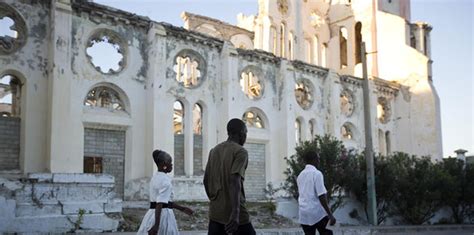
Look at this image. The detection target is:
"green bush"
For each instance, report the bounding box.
[389,153,445,225]
[344,153,397,224]
[282,134,474,225]
[348,153,474,225]
[437,158,474,223]
[283,135,351,212]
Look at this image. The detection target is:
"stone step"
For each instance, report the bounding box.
[0,169,23,180]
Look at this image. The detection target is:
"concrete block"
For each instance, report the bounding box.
[58,185,113,201]
[172,177,207,201]
[0,196,16,221]
[16,202,62,217]
[104,199,122,213]
[62,201,105,215]
[53,173,115,184]
[276,198,299,222]
[28,173,53,182]
[79,213,120,231]
[0,177,23,191]
[30,183,60,204]
[124,177,149,201]
[14,185,33,203]
[5,215,73,233]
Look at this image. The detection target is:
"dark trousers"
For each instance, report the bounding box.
[208,220,256,235]
[301,216,333,235]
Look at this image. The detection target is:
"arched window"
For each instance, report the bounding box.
[173,50,206,88]
[0,74,21,117]
[309,119,316,139]
[304,39,311,63]
[295,80,314,109]
[173,100,185,176]
[377,97,391,123]
[354,22,362,64]
[193,103,204,175]
[322,43,327,67]
[243,110,264,129]
[341,123,353,140]
[289,32,294,60]
[339,27,348,68]
[271,26,278,55]
[378,129,386,155]
[84,86,126,112]
[193,103,202,135]
[295,119,302,144]
[0,73,22,171]
[280,22,286,57]
[240,68,263,99]
[313,35,319,65]
[385,131,391,155]
[173,101,184,134]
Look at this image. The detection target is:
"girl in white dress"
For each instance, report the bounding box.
[137,150,194,235]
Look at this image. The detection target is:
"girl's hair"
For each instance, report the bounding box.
[152,149,166,166]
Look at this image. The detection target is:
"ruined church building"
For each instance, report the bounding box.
[0,0,441,200]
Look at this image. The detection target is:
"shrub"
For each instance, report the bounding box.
[389,153,445,225]
[437,158,474,223]
[283,135,351,212]
[344,153,397,224]
[263,182,280,216]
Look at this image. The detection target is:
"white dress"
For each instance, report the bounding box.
[137,171,179,235]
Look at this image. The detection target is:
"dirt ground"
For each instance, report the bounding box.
[119,201,298,232]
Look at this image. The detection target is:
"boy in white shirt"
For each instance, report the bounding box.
[297,149,336,235]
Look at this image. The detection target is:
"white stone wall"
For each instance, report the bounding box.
[0,0,51,174]
[0,173,121,233]
[0,0,443,204]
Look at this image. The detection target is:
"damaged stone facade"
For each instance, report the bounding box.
[0,174,121,233]
[0,1,442,230]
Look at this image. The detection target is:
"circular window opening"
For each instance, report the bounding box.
[240,70,263,100]
[86,31,126,74]
[173,50,206,89]
[295,80,314,109]
[340,89,354,117]
[0,3,27,55]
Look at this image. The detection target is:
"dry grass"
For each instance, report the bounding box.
[119,201,297,232]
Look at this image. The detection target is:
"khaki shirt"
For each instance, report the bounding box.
[204,140,250,225]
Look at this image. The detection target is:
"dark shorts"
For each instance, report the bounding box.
[301,216,333,235]
[208,220,256,235]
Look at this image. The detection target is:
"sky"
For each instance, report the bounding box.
[93,0,473,158]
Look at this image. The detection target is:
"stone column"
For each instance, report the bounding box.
[146,23,168,177]
[294,0,303,61]
[47,0,79,172]
[184,102,194,177]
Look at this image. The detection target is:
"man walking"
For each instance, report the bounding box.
[297,149,336,235]
[203,118,256,235]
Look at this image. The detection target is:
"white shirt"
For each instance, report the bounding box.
[137,171,178,234]
[297,164,328,225]
[150,171,173,203]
